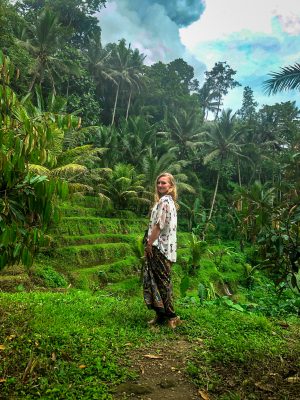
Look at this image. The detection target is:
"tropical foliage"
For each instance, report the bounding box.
[0,51,70,269]
[0,2,299,289]
[264,63,300,94]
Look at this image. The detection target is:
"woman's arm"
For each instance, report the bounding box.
[145,223,161,257]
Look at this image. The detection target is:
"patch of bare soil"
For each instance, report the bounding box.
[113,337,202,400]
[210,356,300,400]
[113,326,300,400]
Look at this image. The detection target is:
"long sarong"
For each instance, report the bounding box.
[143,246,176,319]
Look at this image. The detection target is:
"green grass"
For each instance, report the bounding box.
[59,233,139,246]
[70,256,141,289]
[59,205,100,217]
[1,204,300,399]
[1,289,299,399]
[0,290,161,399]
[52,217,148,236]
[53,242,135,268]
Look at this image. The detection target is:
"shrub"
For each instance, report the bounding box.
[33,266,67,288]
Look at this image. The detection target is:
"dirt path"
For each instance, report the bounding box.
[113,336,203,400]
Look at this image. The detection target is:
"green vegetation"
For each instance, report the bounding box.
[1,1,299,398]
[1,201,299,399]
[1,272,299,399]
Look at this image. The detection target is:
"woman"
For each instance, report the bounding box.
[143,172,181,329]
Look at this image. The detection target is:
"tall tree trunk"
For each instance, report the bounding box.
[28,73,38,93]
[202,171,220,240]
[111,84,119,126]
[214,95,222,120]
[125,90,132,121]
[208,171,220,221]
[237,157,242,187]
[237,157,243,211]
[66,78,70,99]
[49,72,56,95]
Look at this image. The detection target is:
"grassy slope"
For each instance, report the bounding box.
[0,200,299,399]
[1,288,299,399]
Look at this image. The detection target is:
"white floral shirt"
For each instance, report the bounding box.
[148,195,177,262]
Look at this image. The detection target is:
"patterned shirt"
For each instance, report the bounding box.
[148,195,177,262]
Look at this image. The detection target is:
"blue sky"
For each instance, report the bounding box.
[97,0,300,111]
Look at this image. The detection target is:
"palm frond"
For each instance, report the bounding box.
[51,164,88,177]
[68,183,94,193]
[28,164,50,176]
[177,182,196,194]
[203,149,220,165]
[263,63,300,94]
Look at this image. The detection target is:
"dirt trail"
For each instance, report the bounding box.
[113,336,203,400]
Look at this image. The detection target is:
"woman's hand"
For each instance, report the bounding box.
[145,242,153,258]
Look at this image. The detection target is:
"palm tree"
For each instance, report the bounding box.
[141,148,178,191]
[198,82,219,120]
[86,34,117,122]
[165,109,204,160]
[124,48,147,120]
[108,39,146,125]
[179,198,202,231]
[98,163,150,210]
[118,116,156,166]
[29,144,108,194]
[200,109,244,226]
[263,63,300,94]
[18,9,75,94]
[69,125,120,168]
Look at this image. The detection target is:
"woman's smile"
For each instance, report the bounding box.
[157,178,171,194]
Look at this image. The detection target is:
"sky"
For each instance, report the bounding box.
[97,0,300,111]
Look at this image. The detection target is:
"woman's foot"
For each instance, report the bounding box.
[167,316,182,329]
[148,314,167,326]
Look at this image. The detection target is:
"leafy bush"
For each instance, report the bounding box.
[33,266,67,288]
[245,281,300,317]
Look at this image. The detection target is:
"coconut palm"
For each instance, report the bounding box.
[86,34,117,95]
[64,124,120,168]
[124,48,147,120]
[165,109,204,160]
[29,144,108,194]
[18,8,77,94]
[234,181,275,242]
[263,63,300,95]
[118,116,157,166]
[98,163,150,210]
[198,82,219,120]
[107,39,146,125]
[200,109,244,224]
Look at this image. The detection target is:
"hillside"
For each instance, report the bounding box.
[0,199,299,399]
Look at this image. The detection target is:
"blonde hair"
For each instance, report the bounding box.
[154,172,178,206]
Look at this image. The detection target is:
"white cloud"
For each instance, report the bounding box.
[180,0,300,50]
[178,0,300,111]
[97,0,300,111]
[98,1,204,68]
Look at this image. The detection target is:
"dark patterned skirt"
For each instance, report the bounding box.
[143,246,176,321]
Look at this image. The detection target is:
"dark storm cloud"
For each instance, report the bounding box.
[97,0,206,77]
[127,0,206,27]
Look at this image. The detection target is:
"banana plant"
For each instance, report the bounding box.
[0,51,71,269]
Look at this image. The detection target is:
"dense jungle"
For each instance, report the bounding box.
[0,1,299,399]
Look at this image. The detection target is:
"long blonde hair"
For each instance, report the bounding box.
[154,172,178,207]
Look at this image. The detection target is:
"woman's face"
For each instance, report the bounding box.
[157,176,172,196]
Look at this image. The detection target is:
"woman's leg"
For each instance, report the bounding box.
[143,247,176,323]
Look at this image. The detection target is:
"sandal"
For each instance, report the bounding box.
[167,316,182,329]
